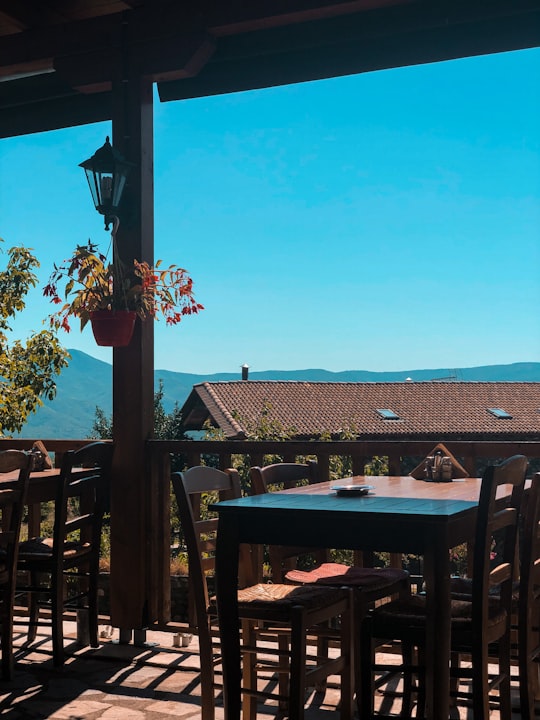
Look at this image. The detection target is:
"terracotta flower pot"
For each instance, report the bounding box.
[90,310,137,347]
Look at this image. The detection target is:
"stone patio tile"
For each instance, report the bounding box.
[1,619,530,719]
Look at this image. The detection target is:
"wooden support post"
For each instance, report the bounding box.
[109,66,159,631]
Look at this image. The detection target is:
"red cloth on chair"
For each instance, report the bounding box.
[286,562,408,591]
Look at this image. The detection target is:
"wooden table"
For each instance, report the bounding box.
[213,475,487,720]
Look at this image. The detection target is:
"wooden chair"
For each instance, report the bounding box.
[251,462,410,715]
[517,471,540,720]
[0,450,32,678]
[447,471,540,720]
[250,462,329,581]
[359,454,528,720]
[172,465,354,720]
[16,441,113,666]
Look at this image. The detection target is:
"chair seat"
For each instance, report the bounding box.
[371,593,507,633]
[449,575,474,598]
[209,582,348,621]
[19,536,92,560]
[450,575,520,603]
[286,562,409,592]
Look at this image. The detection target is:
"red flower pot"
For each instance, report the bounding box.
[89,310,137,347]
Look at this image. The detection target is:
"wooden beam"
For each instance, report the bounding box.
[53,29,216,93]
[0,91,111,138]
[4,0,537,77]
[0,0,65,31]
[158,7,540,101]
[203,0,413,35]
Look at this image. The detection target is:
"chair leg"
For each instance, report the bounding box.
[1,586,14,679]
[415,645,426,720]
[51,571,65,666]
[27,571,40,643]
[339,593,354,720]
[519,613,539,720]
[471,642,491,720]
[498,633,513,720]
[289,606,307,720]
[199,619,216,720]
[88,561,99,647]
[278,632,290,712]
[358,614,375,719]
[400,640,415,717]
[519,651,537,720]
[315,622,330,692]
[241,620,258,720]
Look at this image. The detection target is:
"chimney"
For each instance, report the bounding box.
[241,364,249,381]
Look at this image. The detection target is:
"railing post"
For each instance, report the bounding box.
[388,452,401,476]
[249,453,264,469]
[219,454,233,470]
[317,454,331,483]
[352,455,369,476]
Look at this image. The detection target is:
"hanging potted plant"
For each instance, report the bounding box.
[43,241,203,346]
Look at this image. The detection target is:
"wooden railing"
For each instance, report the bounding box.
[147,438,540,480]
[3,436,540,629]
[2,436,538,478]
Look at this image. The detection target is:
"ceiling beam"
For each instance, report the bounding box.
[53,30,216,93]
[1,0,538,80]
[1,4,216,91]
[1,0,539,137]
[158,6,540,102]
[0,91,111,138]
[202,0,413,35]
[0,0,65,31]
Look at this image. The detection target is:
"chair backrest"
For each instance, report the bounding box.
[250,460,319,496]
[172,466,242,627]
[471,454,528,631]
[0,450,32,583]
[250,461,327,581]
[518,471,540,640]
[53,441,114,559]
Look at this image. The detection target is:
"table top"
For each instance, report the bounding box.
[0,467,91,505]
[214,475,482,519]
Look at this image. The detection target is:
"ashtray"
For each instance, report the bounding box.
[331,484,374,497]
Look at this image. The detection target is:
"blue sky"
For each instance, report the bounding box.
[1,47,539,375]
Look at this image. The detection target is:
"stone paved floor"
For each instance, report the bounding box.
[0,620,528,719]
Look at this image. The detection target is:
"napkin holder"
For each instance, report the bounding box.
[409,442,469,482]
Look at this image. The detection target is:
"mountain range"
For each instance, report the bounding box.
[15,350,540,439]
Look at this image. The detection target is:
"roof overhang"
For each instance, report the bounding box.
[1,0,539,138]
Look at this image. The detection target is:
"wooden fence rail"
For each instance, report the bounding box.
[3,437,539,627]
[147,438,540,480]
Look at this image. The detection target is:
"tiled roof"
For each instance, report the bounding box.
[180,381,540,440]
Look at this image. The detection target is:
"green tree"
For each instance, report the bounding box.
[91,379,187,441]
[91,407,112,439]
[0,239,69,436]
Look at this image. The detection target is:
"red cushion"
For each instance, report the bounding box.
[286,562,408,591]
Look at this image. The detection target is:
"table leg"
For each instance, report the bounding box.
[423,536,451,720]
[215,515,241,720]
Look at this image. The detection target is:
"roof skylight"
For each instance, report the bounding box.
[487,408,513,419]
[376,408,400,420]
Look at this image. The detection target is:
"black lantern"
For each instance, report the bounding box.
[79,136,135,230]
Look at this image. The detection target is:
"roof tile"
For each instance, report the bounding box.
[183,381,540,440]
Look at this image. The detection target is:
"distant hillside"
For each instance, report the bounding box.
[14,350,540,439]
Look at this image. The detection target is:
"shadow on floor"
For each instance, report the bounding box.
[0,622,528,719]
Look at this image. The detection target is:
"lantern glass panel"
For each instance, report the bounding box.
[112,173,127,209]
[83,167,99,210]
